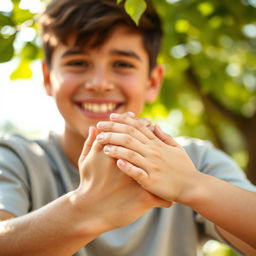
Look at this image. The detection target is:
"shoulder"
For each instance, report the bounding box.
[0,133,46,159]
[176,136,256,191]
[176,136,215,165]
[0,133,51,175]
[0,134,33,201]
[0,134,31,168]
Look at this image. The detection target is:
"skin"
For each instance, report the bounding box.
[42,25,163,167]
[0,24,255,254]
[0,25,170,255]
[96,113,256,252]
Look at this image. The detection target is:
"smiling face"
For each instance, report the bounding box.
[42,25,163,142]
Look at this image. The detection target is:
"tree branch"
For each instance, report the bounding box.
[185,66,249,132]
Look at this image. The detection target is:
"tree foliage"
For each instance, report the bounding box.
[0,0,256,184]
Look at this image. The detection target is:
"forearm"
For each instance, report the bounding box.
[184,172,256,249]
[0,191,103,256]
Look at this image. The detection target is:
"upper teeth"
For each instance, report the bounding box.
[82,103,117,113]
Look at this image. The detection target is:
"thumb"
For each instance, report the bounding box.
[153,125,180,147]
[79,126,98,164]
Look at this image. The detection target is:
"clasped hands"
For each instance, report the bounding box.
[95,112,199,204]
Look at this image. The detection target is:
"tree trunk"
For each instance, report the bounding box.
[185,65,256,184]
[244,119,256,185]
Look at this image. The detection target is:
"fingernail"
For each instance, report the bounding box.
[97,122,107,128]
[96,133,104,141]
[104,145,111,153]
[127,112,135,117]
[141,117,151,126]
[118,159,126,167]
[110,113,121,120]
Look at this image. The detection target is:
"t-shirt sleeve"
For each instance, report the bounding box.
[180,137,256,253]
[181,137,256,191]
[0,146,30,216]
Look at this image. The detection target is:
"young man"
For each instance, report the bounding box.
[0,0,255,255]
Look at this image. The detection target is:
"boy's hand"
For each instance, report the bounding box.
[96,113,200,204]
[76,124,172,233]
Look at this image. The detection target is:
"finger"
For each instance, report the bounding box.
[97,131,147,156]
[91,137,104,153]
[122,111,136,118]
[124,114,152,129]
[103,144,150,172]
[79,126,97,164]
[155,196,175,208]
[139,117,151,127]
[109,113,156,140]
[117,159,174,208]
[156,199,175,208]
[97,121,149,144]
[116,159,149,186]
[153,125,180,147]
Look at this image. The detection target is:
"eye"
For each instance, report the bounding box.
[66,60,89,67]
[113,61,135,69]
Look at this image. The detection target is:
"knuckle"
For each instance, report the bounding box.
[134,169,144,179]
[152,164,161,172]
[133,121,141,130]
[108,121,115,129]
[105,132,112,143]
[141,179,151,190]
[151,150,161,160]
[123,134,132,144]
[127,150,136,159]
[126,125,135,135]
[112,145,119,155]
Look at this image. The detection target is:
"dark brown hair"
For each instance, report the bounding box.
[38,0,162,71]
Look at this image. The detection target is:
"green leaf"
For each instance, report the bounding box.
[21,42,39,60]
[0,12,15,26]
[175,19,190,33]
[124,0,147,25]
[12,5,34,25]
[116,0,123,3]
[10,60,33,80]
[198,2,214,17]
[0,35,15,62]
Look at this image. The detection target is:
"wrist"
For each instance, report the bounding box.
[68,189,112,237]
[177,171,208,207]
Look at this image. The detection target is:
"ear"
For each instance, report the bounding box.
[42,61,53,96]
[145,65,164,102]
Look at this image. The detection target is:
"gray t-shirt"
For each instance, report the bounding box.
[0,133,255,256]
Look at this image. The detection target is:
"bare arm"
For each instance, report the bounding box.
[96,113,256,252]
[0,192,103,256]
[185,172,256,252]
[154,124,256,251]
[0,126,171,256]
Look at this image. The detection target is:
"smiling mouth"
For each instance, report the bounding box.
[79,102,122,114]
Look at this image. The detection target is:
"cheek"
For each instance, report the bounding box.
[119,76,148,114]
[118,75,146,98]
[51,72,82,96]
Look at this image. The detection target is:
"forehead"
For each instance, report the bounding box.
[53,25,148,61]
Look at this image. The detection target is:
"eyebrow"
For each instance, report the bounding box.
[60,48,142,61]
[110,49,142,61]
[61,49,89,59]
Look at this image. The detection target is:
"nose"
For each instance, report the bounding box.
[84,67,114,92]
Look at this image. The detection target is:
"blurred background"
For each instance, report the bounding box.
[0,0,255,255]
